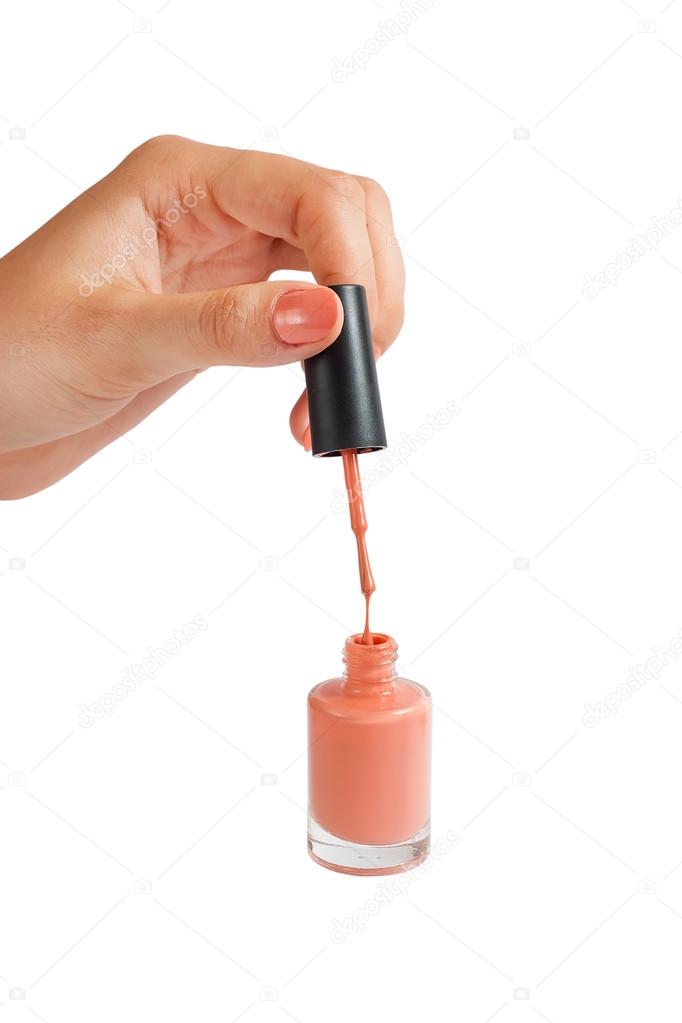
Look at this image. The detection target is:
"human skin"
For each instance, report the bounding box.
[0,136,404,499]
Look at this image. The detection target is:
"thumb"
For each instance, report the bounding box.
[122,280,343,380]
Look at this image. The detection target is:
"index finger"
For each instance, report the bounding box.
[160,140,380,323]
[214,146,378,308]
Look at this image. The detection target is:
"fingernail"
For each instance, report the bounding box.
[273,288,339,345]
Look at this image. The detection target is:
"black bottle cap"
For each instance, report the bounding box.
[303,284,387,457]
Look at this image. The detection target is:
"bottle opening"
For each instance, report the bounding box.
[315,446,384,458]
[343,633,397,687]
[349,632,391,647]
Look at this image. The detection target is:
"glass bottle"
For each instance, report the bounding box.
[308,632,431,875]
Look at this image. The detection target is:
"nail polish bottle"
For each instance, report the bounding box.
[304,289,431,873]
[308,633,431,875]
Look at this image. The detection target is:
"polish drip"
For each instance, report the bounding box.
[341,449,375,644]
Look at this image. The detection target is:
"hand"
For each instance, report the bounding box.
[0,135,404,498]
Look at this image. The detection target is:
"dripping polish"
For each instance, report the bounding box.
[303,284,432,874]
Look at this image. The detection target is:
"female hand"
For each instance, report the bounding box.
[0,135,404,498]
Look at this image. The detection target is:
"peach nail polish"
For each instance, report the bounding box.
[341,448,374,644]
[303,285,431,874]
[273,287,340,345]
[308,633,431,875]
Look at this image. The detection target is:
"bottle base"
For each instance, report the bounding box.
[307,815,430,876]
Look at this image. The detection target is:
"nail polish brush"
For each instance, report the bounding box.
[303,284,387,643]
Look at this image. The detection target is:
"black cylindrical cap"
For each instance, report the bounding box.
[303,284,387,457]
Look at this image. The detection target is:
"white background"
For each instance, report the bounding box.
[2,0,682,1019]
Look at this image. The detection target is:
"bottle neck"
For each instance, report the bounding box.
[342,633,398,695]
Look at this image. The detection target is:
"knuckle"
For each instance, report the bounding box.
[323,170,366,206]
[127,134,188,167]
[293,172,366,246]
[197,289,255,355]
[357,175,388,203]
[199,290,236,352]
